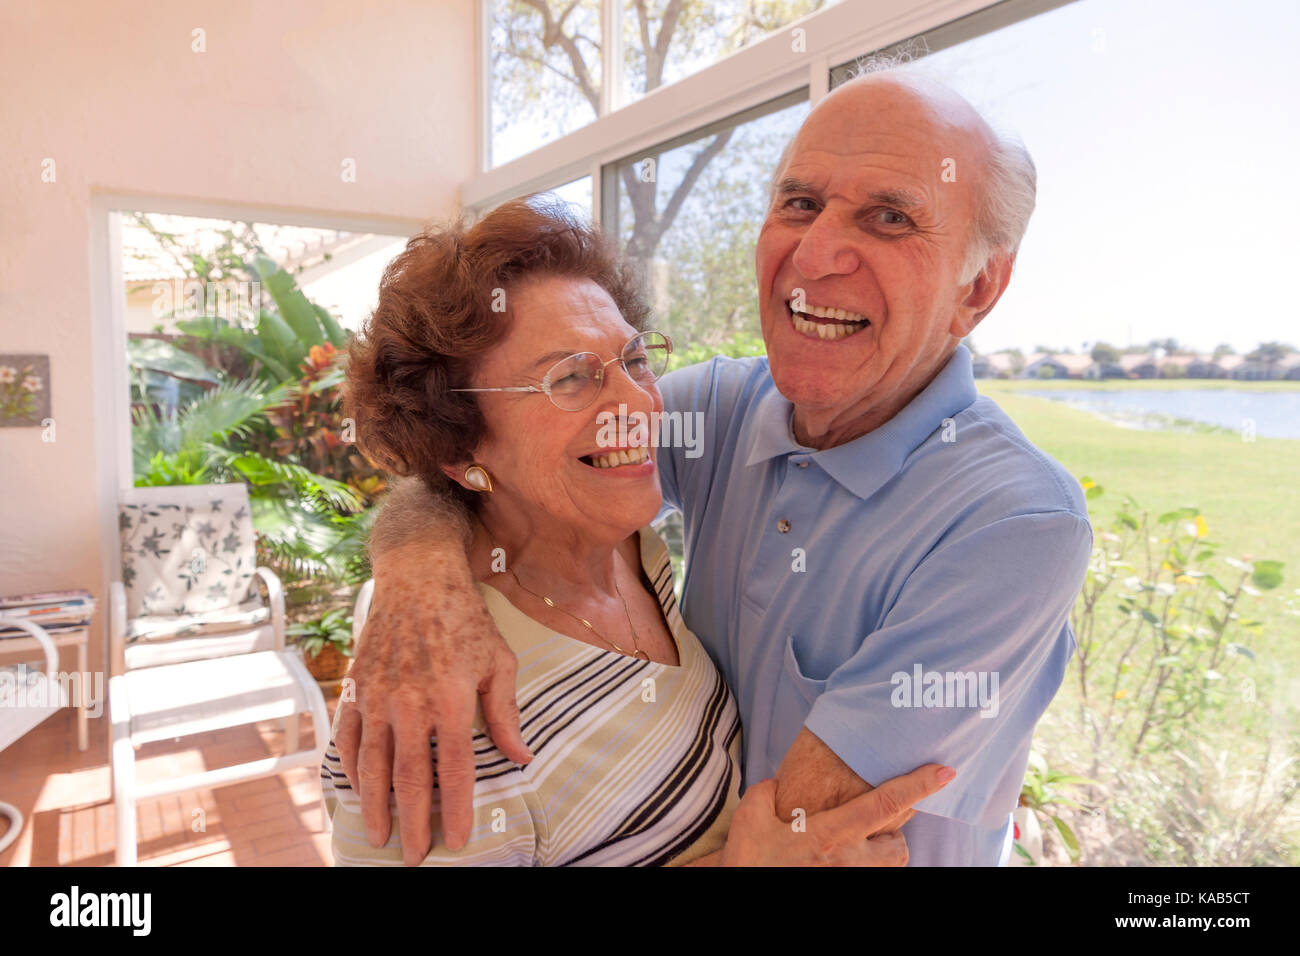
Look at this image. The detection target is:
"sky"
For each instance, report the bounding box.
[907,0,1300,354]
[505,0,1300,355]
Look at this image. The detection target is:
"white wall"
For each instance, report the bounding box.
[0,1,477,674]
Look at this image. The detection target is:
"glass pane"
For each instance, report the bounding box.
[539,175,594,221]
[489,0,603,166]
[829,0,1298,361]
[621,0,836,103]
[610,94,808,349]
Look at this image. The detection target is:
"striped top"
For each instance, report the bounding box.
[321,526,743,866]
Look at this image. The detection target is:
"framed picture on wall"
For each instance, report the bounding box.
[0,354,51,427]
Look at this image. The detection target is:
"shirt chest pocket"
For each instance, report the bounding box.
[782,632,830,702]
[761,633,831,764]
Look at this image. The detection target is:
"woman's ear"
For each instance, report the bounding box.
[443,461,495,494]
[442,462,474,492]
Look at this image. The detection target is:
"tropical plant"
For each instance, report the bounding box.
[288,607,354,660]
[132,376,369,585]
[175,253,348,386]
[249,342,386,501]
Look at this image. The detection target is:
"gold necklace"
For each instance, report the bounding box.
[502,564,651,662]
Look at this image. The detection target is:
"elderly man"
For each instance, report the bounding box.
[333,67,1092,866]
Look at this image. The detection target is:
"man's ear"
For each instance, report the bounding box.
[951,251,1014,338]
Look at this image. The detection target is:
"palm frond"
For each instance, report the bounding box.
[208,446,364,512]
[176,377,293,450]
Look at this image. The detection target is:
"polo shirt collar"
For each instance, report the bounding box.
[745,346,978,500]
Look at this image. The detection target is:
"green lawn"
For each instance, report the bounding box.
[977,381,1300,652]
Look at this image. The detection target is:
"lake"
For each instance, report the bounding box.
[1022,389,1300,439]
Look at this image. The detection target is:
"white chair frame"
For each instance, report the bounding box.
[109,489,330,866]
[0,619,68,857]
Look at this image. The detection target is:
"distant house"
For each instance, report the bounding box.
[1229,355,1300,380]
[1085,359,1125,379]
[1054,353,1096,378]
[1120,353,1159,379]
[1185,354,1228,378]
[971,351,1019,378]
[1216,354,1245,377]
[1021,352,1070,379]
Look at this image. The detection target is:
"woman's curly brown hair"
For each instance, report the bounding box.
[345,195,650,509]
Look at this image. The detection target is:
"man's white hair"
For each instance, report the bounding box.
[770,46,1037,286]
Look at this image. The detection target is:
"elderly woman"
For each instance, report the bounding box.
[319,197,937,866]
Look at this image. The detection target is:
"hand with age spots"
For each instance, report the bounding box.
[331,540,532,866]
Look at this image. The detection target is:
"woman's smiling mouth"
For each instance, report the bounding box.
[579,446,652,469]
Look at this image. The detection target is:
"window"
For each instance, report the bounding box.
[488,0,603,166]
[607,92,807,345]
[486,0,837,168]
[619,0,835,106]
[543,174,594,221]
[121,211,405,437]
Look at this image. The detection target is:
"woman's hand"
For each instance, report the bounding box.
[718,764,954,866]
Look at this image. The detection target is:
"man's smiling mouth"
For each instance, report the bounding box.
[785,299,871,341]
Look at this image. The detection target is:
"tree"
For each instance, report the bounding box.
[1091,342,1121,365]
[1246,341,1294,365]
[492,0,825,265]
[1213,343,1235,359]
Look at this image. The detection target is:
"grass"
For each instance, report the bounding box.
[979,384,1300,656]
[978,382,1300,594]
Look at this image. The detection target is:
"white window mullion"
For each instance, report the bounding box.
[478,0,493,172]
[600,0,622,117]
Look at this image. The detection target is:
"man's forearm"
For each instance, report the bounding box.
[369,476,473,564]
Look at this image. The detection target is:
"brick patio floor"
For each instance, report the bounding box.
[0,688,343,866]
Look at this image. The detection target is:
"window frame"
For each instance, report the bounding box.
[473,0,1077,218]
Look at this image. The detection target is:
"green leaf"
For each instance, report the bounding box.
[1046,774,1101,788]
[1052,816,1081,859]
[127,337,220,383]
[176,317,293,382]
[256,308,306,373]
[1251,561,1284,590]
[313,303,349,349]
[255,256,326,349]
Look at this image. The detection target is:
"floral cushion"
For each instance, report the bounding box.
[118,484,257,619]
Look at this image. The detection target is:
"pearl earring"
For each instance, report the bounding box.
[464,464,495,493]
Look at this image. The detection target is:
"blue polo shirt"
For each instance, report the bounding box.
[656,345,1092,866]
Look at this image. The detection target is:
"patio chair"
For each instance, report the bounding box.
[109,483,329,866]
[0,619,69,857]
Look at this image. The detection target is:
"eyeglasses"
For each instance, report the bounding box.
[451,330,673,412]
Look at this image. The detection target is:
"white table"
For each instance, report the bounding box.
[0,624,90,752]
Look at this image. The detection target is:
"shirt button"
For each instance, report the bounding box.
[777,519,791,533]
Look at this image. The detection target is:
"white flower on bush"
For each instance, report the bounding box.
[21,374,42,392]
[0,366,15,384]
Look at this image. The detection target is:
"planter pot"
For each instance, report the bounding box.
[303,643,351,682]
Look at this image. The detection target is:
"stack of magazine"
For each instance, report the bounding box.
[0,589,96,637]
